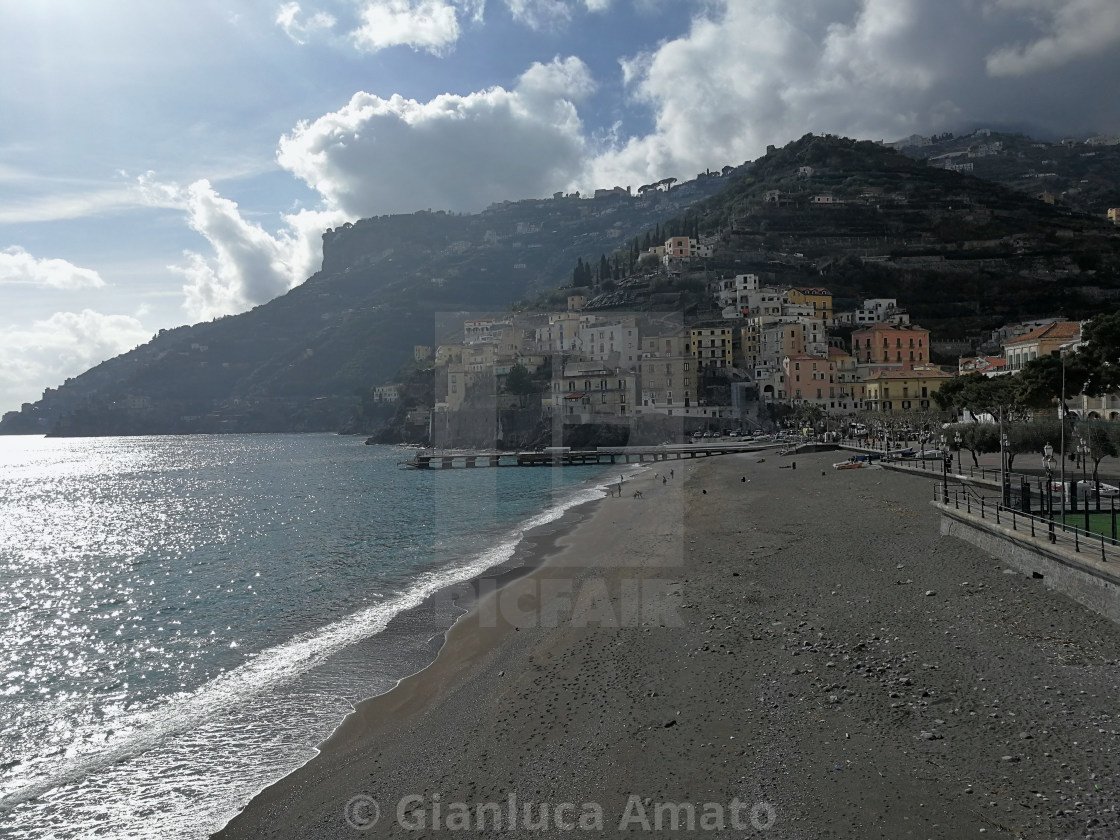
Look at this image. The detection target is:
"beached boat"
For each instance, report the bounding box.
[833,459,866,470]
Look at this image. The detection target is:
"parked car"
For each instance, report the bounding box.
[1045,480,1119,499]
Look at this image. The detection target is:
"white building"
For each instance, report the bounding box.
[575,319,640,370]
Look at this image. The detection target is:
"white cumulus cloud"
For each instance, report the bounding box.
[0,310,150,412]
[584,0,1120,192]
[173,180,347,321]
[0,246,105,290]
[276,56,593,217]
[351,0,463,53]
[137,175,346,321]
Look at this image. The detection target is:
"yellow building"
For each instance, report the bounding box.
[862,366,952,413]
[689,325,734,370]
[786,287,833,320]
[1002,320,1081,372]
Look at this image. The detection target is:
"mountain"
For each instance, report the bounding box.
[660,133,1120,342]
[893,130,1120,218]
[0,175,734,435]
[7,132,1120,437]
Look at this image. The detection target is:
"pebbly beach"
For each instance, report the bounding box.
[214,451,1120,838]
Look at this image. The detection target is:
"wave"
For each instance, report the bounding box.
[0,478,608,819]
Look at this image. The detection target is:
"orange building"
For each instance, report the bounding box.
[851,323,930,367]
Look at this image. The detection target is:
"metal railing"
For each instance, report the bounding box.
[933,484,1120,563]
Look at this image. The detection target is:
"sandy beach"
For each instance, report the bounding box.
[214,452,1120,838]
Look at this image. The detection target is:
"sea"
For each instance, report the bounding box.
[0,434,623,839]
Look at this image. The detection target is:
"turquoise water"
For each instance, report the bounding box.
[0,434,618,839]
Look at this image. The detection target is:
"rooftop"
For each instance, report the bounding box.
[1002,320,1081,346]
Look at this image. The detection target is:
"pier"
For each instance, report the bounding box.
[399,442,778,469]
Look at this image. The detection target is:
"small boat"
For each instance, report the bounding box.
[833,459,866,470]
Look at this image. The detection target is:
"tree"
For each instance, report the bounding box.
[503,364,537,408]
[1005,419,1062,472]
[934,373,1026,423]
[1078,311,1120,395]
[1016,354,1091,411]
[1081,420,1120,499]
[948,421,999,468]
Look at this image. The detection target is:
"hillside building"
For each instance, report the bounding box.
[862,366,952,413]
[851,323,931,367]
[553,362,636,423]
[690,325,734,370]
[1002,321,1081,372]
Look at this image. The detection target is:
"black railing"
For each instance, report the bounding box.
[933,484,1120,563]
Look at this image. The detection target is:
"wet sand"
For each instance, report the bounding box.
[214,452,1120,838]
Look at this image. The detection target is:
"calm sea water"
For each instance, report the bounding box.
[0,434,618,839]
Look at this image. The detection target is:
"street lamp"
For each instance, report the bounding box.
[1000,431,1010,507]
[954,430,962,474]
[940,436,950,504]
[1077,436,1091,530]
[1053,340,1078,527]
[1043,443,1056,541]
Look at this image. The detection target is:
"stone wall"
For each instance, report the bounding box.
[939,505,1120,623]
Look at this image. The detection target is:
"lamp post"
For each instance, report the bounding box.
[1054,341,1078,527]
[1043,443,1055,542]
[954,430,962,474]
[1000,431,1010,507]
[1078,436,1091,532]
[940,435,950,504]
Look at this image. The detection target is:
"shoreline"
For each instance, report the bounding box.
[215,452,1120,838]
[212,461,654,837]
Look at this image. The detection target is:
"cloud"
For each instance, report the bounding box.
[517,55,597,103]
[0,310,150,412]
[276,2,337,44]
[985,0,1120,76]
[0,246,105,290]
[276,56,593,217]
[0,184,175,225]
[584,0,1120,191]
[351,0,462,53]
[502,0,611,28]
[166,180,347,321]
[135,173,345,320]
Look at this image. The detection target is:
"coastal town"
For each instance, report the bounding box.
[373,229,1119,449]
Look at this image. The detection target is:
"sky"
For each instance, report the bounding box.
[2,0,1119,414]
